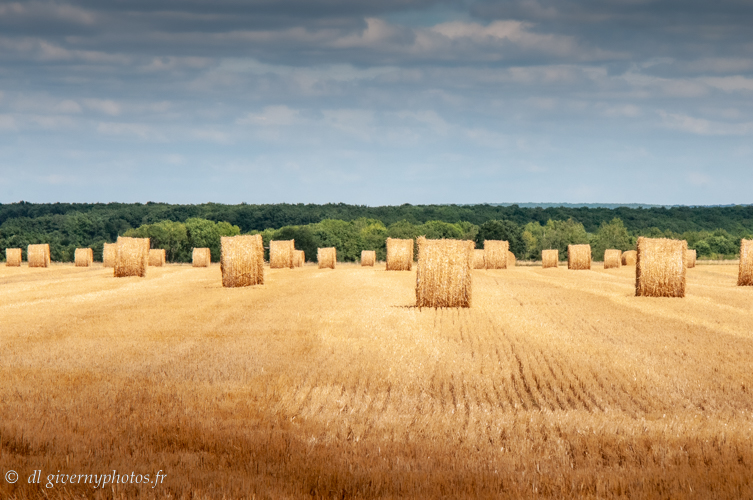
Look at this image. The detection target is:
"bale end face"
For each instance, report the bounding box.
[415,237,473,308]
[686,249,697,269]
[622,250,637,266]
[603,249,622,269]
[386,238,413,271]
[568,244,591,270]
[270,240,295,269]
[542,249,559,268]
[738,239,753,286]
[192,248,211,267]
[361,250,376,267]
[221,235,264,287]
[27,244,51,268]
[484,240,508,269]
[74,248,93,267]
[507,251,516,267]
[635,237,687,298]
[6,248,22,267]
[114,237,149,278]
[317,247,336,269]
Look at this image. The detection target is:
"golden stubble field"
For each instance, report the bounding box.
[1,262,752,499]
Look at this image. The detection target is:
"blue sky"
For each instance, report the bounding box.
[0,0,751,205]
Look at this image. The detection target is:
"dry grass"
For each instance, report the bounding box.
[318,247,336,269]
[622,250,637,266]
[361,250,376,267]
[103,243,117,268]
[483,240,508,269]
[636,237,687,298]
[386,238,413,271]
[192,248,211,267]
[542,249,559,268]
[2,263,753,499]
[270,240,295,269]
[221,235,264,287]
[74,248,93,267]
[568,244,591,270]
[5,248,21,267]
[507,251,516,267]
[148,249,166,267]
[738,239,753,286]
[114,236,149,278]
[27,243,50,268]
[473,249,485,269]
[603,249,621,269]
[686,248,697,268]
[415,237,473,308]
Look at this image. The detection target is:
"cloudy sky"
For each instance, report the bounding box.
[0,0,751,205]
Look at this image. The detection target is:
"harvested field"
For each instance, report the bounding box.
[1,262,753,499]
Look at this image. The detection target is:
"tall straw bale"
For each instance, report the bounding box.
[114,237,149,278]
[416,237,473,308]
[296,250,305,267]
[604,249,621,269]
[221,234,264,287]
[318,247,336,269]
[28,244,50,268]
[192,248,211,267]
[686,248,697,268]
[74,248,93,267]
[484,240,509,269]
[270,240,295,269]
[103,243,117,268]
[635,237,686,298]
[568,244,591,270]
[386,238,413,271]
[542,249,559,268]
[361,250,376,267]
[473,249,485,269]
[622,250,637,266]
[738,239,753,286]
[508,251,516,267]
[148,249,166,267]
[6,248,22,267]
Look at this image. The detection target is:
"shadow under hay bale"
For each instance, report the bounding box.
[148,249,166,267]
[416,237,473,308]
[484,240,508,269]
[604,249,621,269]
[270,240,295,269]
[568,244,591,270]
[738,239,753,286]
[317,247,336,269]
[361,250,376,267]
[686,249,697,269]
[114,237,149,278]
[473,249,485,269]
[635,237,686,298]
[192,248,211,267]
[6,248,22,267]
[103,243,117,268]
[221,235,264,287]
[74,248,93,267]
[622,250,637,266]
[542,249,559,268]
[28,244,50,268]
[386,238,413,271]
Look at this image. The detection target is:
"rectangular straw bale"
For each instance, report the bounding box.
[484,240,508,269]
[192,247,211,267]
[296,250,305,267]
[6,248,22,267]
[114,237,149,277]
[221,234,264,287]
[542,249,559,268]
[603,249,621,269]
[74,248,93,267]
[416,237,473,308]
[635,237,686,298]
[103,243,117,268]
[386,238,413,271]
[473,249,485,269]
[317,247,336,269]
[361,250,376,267]
[568,244,591,270]
[270,239,295,269]
[738,239,753,286]
[622,250,637,266]
[686,248,697,268]
[148,248,166,267]
[508,251,516,267]
[28,244,50,268]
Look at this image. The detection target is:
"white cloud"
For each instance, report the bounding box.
[0,114,17,131]
[658,110,753,136]
[700,76,753,93]
[84,99,121,116]
[55,100,82,114]
[97,122,152,138]
[236,105,301,126]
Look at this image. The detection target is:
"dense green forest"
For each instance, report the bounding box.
[1,202,750,263]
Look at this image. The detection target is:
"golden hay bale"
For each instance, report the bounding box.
[103,243,117,268]
[603,249,621,269]
[296,250,305,267]
[542,249,559,268]
[192,247,211,267]
[74,248,93,267]
[148,248,166,267]
[114,237,149,278]
[361,250,376,266]
[318,247,336,269]
[416,237,473,308]
[386,237,413,271]
[622,250,637,266]
[635,237,687,298]
[28,244,50,268]
[473,249,485,269]
[6,248,22,267]
[484,240,509,269]
[270,239,295,269]
[508,251,516,267]
[686,248,697,269]
[738,239,753,286]
[568,244,591,270]
[221,234,264,287]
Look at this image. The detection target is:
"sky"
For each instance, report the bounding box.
[0,0,751,206]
